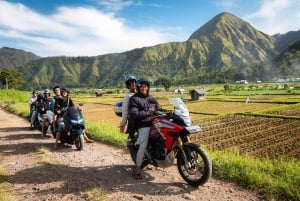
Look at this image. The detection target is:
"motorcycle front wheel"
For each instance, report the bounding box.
[177,145,212,186]
[75,135,84,151]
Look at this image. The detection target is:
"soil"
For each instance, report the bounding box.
[0,108,267,201]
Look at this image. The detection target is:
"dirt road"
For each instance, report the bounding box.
[0,109,265,201]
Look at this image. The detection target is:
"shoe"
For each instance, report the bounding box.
[85,139,94,143]
[133,171,143,179]
[133,167,143,179]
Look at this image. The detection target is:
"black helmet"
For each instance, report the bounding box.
[37,93,44,101]
[32,89,38,94]
[136,79,150,88]
[61,87,70,94]
[124,74,137,88]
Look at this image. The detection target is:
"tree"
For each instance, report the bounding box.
[0,68,24,89]
[154,77,172,91]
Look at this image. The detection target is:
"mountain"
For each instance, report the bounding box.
[188,12,277,68]
[3,12,300,90]
[272,40,300,79]
[274,30,300,52]
[0,47,40,69]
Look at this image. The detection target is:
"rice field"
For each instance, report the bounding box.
[74,93,300,160]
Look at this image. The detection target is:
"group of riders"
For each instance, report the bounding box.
[28,86,93,149]
[28,75,158,179]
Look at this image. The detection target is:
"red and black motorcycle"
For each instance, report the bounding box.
[117,98,212,186]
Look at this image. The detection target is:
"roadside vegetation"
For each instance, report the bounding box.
[0,83,299,201]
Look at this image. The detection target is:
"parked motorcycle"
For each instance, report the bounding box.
[116,97,212,186]
[53,106,85,150]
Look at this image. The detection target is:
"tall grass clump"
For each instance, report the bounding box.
[0,89,30,117]
[86,122,128,148]
[209,149,300,201]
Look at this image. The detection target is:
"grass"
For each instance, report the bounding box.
[210,149,300,201]
[86,122,128,148]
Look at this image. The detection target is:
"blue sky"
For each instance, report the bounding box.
[0,0,299,57]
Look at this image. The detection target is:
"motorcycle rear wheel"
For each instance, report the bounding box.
[177,145,212,186]
[75,135,84,151]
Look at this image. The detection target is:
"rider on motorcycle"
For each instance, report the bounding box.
[54,87,74,149]
[52,85,62,132]
[54,87,92,149]
[128,79,160,179]
[119,74,137,138]
[29,89,38,129]
[39,89,54,135]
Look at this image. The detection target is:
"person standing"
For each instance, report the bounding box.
[119,74,137,139]
[128,79,160,179]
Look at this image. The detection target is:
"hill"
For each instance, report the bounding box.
[272,40,300,79]
[0,47,40,69]
[2,12,300,89]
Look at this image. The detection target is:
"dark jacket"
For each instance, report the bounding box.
[128,93,160,129]
[54,96,74,117]
[38,97,54,114]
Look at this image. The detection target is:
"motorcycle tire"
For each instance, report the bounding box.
[177,145,212,186]
[75,135,84,151]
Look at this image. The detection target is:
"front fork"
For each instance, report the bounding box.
[177,136,192,169]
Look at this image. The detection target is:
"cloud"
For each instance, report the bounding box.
[0,1,169,56]
[93,0,135,12]
[245,0,300,35]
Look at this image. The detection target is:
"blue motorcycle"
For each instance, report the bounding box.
[57,106,85,150]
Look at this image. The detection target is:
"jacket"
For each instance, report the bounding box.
[54,96,74,117]
[128,92,160,129]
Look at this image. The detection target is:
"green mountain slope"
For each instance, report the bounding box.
[272,40,300,79]
[0,47,40,69]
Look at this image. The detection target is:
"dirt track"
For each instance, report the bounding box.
[0,108,266,201]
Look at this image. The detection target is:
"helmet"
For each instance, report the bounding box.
[43,89,50,94]
[61,87,70,94]
[32,89,38,94]
[124,74,137,88]
[136,79,150,88]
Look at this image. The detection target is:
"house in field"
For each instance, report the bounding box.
[235,80,249,84]
[190,89,206,100]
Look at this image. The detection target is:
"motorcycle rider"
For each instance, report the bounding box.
[39,89,54,136]
[54,87,74,149]
[28,89,38,129]
[128,79,160,179]
[52,85,62,132]
[54,87,92,149]
[119,74,137,139]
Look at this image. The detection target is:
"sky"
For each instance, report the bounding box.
[0,0,299,57]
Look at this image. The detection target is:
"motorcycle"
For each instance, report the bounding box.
[118,97,212,186]
[53,106,85,150]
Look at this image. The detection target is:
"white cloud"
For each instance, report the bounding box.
[245,0,300,35]
[0,1,169,56]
